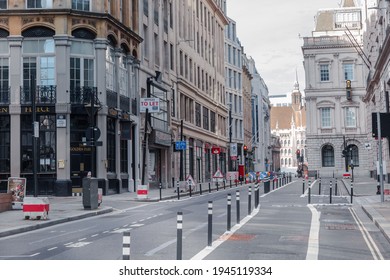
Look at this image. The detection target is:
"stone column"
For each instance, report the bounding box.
[8,36,23,177]
[54,35,72,196]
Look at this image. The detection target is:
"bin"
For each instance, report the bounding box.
[82,177,99,210]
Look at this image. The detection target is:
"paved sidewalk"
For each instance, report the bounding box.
[340,176,390,243]
[1,178,390,245]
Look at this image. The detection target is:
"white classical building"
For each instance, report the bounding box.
[270,80,306,174]
[302,0,370,177]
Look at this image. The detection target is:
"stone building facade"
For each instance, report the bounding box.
[0,0,141,195]
[302,0,370,177]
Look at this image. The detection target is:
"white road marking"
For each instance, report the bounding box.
[145,223,207,257]
[47,247,57,251]
[191,207,260,260]
[349,207,384,260]
[130,224,144,227]
[306,204,320,260]
[78,238,87,241]
[91,234,99,238]
[65,242,91,248]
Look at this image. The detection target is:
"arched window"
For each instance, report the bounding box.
[346,144,359,167]
[322,145,334,167]
[288,158,291,166]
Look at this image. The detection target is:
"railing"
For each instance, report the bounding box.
[106,89,117,108]
[131,98,138,116]
[303,35,360,47]
[119,95,130,112]
[69,87,98,105]
[20,85,56,105]
[0,87,9,104]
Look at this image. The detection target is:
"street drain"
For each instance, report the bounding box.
[325,223,356,230]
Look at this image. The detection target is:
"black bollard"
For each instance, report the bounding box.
[122,231,131,260]
[248,186,252,215]
[208,182,211,193]
[236,190,240,224]
[199,182,202,195]
[208,201,213,247]
[302,178,305,195]
[308,180,311,204]
[176,212,183,260]
[159,182,162,201]
[319,178,321,195]
[177,180,180,200]
[227,194,231,231]
[351,180,353,204]
[330,180,332,204]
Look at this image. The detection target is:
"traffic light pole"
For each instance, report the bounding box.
[377,112,385,203]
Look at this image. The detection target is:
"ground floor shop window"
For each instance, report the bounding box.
[21,114,56,173]
[107,118,116,172]
[0,115,10,173]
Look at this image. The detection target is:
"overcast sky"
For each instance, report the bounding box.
[226,0,343,97]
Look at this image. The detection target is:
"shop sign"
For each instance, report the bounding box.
[22,106,55,114]
[0,106,8,114]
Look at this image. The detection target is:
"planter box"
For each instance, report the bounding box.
[0,193,12,213]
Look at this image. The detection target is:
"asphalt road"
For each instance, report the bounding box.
[0,179,389,260]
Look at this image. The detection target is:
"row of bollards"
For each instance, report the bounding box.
[306,177,353,205]
[123,178,286,260]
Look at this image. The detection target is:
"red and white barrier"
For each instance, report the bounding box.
[137,185,148,199]
[23,197,50,220]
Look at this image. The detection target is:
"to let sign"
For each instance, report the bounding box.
[140,98,160,113]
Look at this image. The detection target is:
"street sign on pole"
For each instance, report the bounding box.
[175,141,187,150]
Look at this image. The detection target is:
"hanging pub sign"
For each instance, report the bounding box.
[211,146,221,154]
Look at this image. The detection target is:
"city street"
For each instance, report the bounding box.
[0,179,389,260]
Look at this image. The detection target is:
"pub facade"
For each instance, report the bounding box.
[0,1,141,195]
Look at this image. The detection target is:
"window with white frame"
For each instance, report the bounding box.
[105,45,115,91]
[118,53,128,97]
[345,107,356,127]
[27,0,52,8]
[320,107,331,128]
[23,39,55,86]
[343,63,354,80]
[70,41,94,90]
[72,0,90,11]
[320,64,329,81]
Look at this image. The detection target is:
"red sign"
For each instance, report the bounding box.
[211,147,220,154]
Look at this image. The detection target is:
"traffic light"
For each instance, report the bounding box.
[346,80,352,101]
[243,145,248,156]
[296,149,300,159]
[342,149,347,158]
